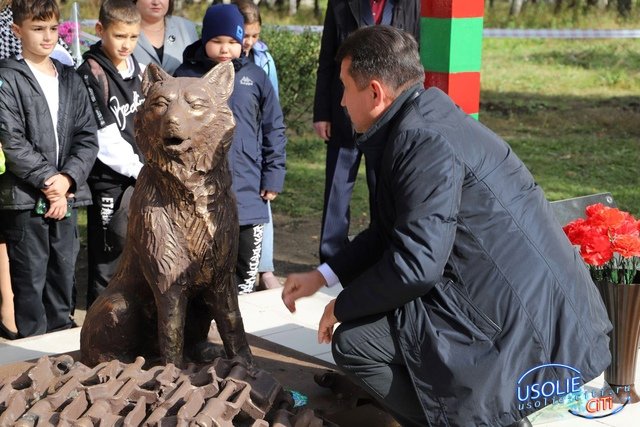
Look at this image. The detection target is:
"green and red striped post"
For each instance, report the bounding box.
[420,0,485,119]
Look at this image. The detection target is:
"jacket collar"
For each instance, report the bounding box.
[356,83,423,151]
[136,16,179,62]
[182,39,248,72]
[83,42,141,80]
[0,55,67,95]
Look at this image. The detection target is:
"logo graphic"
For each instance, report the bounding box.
[516,363,630,419]
[239,76,254,87]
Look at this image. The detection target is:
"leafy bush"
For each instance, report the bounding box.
[261,27,321,135]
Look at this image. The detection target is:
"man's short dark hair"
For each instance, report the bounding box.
[99,0,141,29]
[337,25,424,92]
[12,0,60,26]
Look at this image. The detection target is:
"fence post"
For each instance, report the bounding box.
[71,2,82,67]
[420,1,485,119]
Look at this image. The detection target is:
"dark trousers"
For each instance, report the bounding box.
[86,182,131,307]
[0,208,79,337]
[319,144,362,263]
[332,313,428,427]
[236,224,264,294]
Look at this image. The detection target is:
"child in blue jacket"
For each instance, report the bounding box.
[175,4,286,294]
[234,0,281,290]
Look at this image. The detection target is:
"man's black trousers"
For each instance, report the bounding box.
[332,312,428,427]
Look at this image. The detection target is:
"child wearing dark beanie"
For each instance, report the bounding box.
[175,4,287,295]
[201,4,245,45]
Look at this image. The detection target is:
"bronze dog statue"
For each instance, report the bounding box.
[80,62,252,367]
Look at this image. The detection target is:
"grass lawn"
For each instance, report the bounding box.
[481,38,640,214]
[278,37,640,230]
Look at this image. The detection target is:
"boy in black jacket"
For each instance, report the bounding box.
[77,0,144,306]
[175,4,286,294]
[0,0,98,337]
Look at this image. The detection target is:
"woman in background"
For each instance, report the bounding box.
[133,0,198,75]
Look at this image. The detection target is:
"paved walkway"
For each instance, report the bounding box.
[0,286,638,426]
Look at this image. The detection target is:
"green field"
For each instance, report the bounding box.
[279,37,640,225]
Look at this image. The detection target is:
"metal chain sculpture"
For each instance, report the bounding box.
[81,62,253,368]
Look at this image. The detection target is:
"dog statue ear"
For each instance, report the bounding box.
[142,64,172,96]
[202,61,234,101]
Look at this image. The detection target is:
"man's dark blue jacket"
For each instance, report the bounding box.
[175,41,286,225]
[328,85,612,426]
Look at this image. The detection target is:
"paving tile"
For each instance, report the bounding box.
[0,328,80,366]
[254,325,333,358]
[313,351,336,366]
[238,287,288,310]
[528,376,640,427]
[533,419,610,426]
[584,400,640,427]
[240,313,304,338]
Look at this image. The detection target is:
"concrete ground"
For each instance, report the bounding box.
[1,284,639,426]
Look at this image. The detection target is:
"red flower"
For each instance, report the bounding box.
[612,234,640,258]
[563,204,640,276]
[611,212,640,238]
[586,203,627,232]
[580,233,614,266]
[563,218,589,246]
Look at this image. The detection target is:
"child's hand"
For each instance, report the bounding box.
[44,197,68,220]
[261,190,278,201]
[42,174,72,201]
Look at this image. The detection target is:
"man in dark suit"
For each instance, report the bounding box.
[313,0,420,262]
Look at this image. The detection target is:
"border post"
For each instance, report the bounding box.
[420,1,485,119]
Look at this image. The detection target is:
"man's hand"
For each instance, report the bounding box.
[260,190,278,201]
[42,174,72,202]
[44,197,68,220]
[313,121,331,141]
[282,270,326,313]
[318,299,338,344]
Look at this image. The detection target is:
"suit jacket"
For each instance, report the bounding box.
[133,15,198,75]
[313,0,420,148]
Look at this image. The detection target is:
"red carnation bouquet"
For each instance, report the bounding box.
[563,203,640,284]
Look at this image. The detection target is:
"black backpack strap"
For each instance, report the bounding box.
[80,58,109,128]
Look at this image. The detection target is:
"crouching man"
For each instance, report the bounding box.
[282,25,611,427]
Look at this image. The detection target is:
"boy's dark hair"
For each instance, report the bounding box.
[234,0,261,25]
[337,25,424,93]
[99,0,141,29]
[132,0,174,17]
[12,0,59,25]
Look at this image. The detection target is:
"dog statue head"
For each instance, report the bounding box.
[135,62,236,177]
